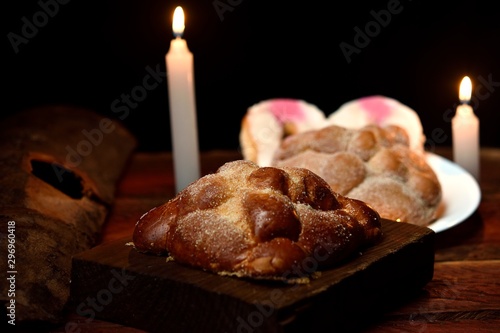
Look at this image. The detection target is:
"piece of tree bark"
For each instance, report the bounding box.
[0,105,137,324]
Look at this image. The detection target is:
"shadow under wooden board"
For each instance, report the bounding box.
[70,219,435,333]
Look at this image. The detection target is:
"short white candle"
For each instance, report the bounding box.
[452,76,480,180]
[166,6,200,193]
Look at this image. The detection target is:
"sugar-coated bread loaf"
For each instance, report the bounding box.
[133,160,382,283]
[271,124,442,226]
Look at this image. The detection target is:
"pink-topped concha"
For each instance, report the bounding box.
[326,95,426,152]
[239,96,426,167]
[239,99,326,166]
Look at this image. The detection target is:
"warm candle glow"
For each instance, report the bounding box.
[452,75,480,180]
[459,76,472,103]
[172,6,185,37]
[166,6,200,192]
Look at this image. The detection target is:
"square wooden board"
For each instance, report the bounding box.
[70,219,435,332]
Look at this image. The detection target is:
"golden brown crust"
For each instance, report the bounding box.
[133,160,382,282]
[272,124,442,226]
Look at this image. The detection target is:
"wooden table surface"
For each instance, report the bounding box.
[57,147,500,332]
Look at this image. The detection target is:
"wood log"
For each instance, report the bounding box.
[0,105,136,324]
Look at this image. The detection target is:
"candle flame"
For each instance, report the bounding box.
[459,76,472,103]
[172,6,185,37]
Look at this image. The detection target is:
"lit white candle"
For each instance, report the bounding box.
[166,6,200,193]
[452,76,480,180]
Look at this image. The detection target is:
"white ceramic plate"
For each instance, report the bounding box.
[425,153,481,233]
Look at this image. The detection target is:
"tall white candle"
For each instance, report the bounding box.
[166,6,200,193]
[452,76,480,180]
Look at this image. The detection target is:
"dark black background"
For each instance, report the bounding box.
[4,0,500,152]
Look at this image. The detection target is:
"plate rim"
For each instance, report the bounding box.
[425,152,481,233]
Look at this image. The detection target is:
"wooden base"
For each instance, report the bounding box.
[69,219,435,333]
